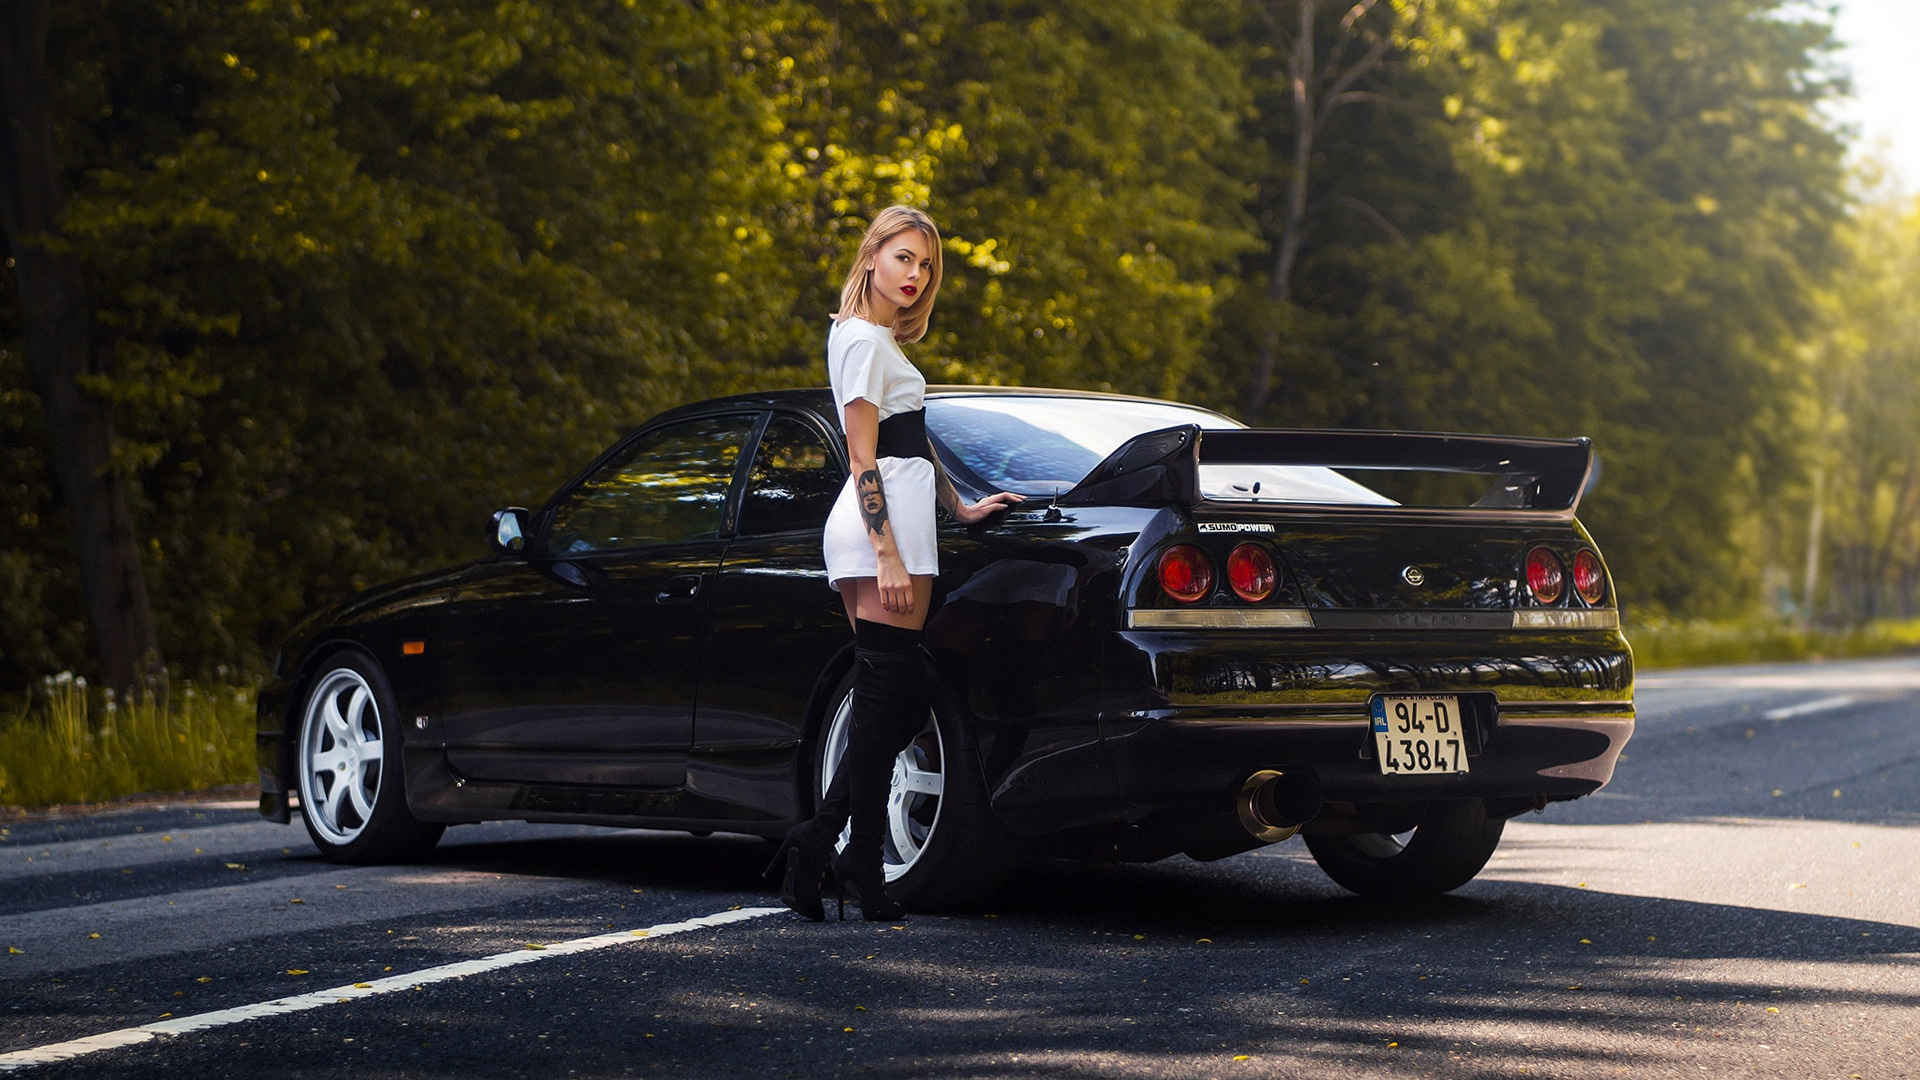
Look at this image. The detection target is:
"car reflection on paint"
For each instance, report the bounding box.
[256,387,1633,908]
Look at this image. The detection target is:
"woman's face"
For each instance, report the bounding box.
[866,228,933,321]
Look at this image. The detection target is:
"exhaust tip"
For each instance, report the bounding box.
[1237,769,1322,842]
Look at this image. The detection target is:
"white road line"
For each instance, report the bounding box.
[0,904,783,1071]
[1760,695,1857,721]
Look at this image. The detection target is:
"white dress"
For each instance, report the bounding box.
[822,317,939,592]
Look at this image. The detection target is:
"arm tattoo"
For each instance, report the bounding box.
[929,448,961,515]
[857,468,890,537]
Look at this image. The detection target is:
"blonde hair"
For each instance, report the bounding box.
[835,206,944,344]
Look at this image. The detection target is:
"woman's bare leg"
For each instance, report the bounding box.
[843,575,935,632]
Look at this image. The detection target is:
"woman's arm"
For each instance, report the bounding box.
[842,399,914,614]
[930,437,1025,523]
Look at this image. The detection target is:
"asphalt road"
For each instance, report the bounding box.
[2,656,1916,1079]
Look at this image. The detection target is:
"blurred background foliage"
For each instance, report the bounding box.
[0,0,1914,690]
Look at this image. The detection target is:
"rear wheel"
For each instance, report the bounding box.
[816,671,1014,910]
[295,652,444,864]
[1303,799,1504,897]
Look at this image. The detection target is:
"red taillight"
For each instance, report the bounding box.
[1227,543,1277,602]
[1158,544,1214,604]
[1572,548,1605,605]
[1525,547,1564,605]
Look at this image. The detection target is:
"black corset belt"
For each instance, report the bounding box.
[874,408,934,464]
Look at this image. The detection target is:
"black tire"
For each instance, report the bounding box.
[814,667,1016,911]
[1303,799,1505,898]
[293,650,444,864]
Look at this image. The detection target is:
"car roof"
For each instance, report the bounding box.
[657,385,1232,424]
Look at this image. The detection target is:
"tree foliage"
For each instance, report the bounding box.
[0,0,1870,686]
[1804,190,1920,622]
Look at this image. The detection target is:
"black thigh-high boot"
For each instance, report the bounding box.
[825,625,925,920]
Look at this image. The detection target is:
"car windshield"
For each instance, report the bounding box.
[926,394,1393,504]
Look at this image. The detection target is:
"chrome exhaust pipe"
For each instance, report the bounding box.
[1237,769,1322,842]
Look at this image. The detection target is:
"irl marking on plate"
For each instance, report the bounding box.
[0,905,784,1072]
[1197,523,1275,533]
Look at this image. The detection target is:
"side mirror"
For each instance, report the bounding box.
[490,507,530,554]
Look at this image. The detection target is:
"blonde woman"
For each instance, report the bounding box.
[770,206,1021,921]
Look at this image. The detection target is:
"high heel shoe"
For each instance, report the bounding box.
[830,850,906,922]
[765,822,834,922]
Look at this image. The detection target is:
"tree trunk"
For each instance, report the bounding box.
[1246,0,1319,418]
[1,0,163,691]
[1800,464,1823,627]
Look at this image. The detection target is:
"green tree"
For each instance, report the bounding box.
[751,0,1256,399]
[1,0,163,691]
[1209,0,1849,616]
[1804,190,1920,622]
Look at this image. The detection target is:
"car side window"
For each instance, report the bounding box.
[736,416,845,536]
[545,415,755,554]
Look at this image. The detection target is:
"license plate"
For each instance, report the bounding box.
[1370,694,1469,775]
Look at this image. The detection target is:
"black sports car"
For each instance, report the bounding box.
[255,387,1633,906]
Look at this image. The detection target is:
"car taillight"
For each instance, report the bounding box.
[1525,547,1564,605]
[1158,544,1213,604]
[1227,543,1277,603]
[1572,548,1605,605]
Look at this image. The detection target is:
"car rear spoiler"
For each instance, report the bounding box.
[1056,425,1596,515]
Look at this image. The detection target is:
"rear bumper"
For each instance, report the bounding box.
[1071,626,1634,843]
[1100,699,1633,811]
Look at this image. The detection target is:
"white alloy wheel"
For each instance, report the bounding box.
[818,693,946,883]
[298,667,388,847]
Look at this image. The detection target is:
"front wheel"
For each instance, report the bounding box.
[816,670,1015,910]
[294,652,444,864]
[1303,799,1505,898]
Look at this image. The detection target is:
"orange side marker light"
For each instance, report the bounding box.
[402,641,426,656]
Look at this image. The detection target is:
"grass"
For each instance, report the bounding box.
[0,673,258,812]
[1626,616,1920,670]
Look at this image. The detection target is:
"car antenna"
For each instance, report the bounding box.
[1044,487,1063,522]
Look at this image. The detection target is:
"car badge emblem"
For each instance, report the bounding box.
[1402,566,1425,586]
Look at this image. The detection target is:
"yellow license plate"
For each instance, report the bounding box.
[1370,695,1469,775]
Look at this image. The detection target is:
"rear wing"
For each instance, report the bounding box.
[1057,425,1596,516]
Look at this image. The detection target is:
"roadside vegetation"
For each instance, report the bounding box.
[1628,618,1920,671]
[0,674,255,811]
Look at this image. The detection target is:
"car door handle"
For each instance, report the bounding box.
[656,575,703,604]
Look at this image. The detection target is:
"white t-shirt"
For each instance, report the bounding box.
[826,316,926,423]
